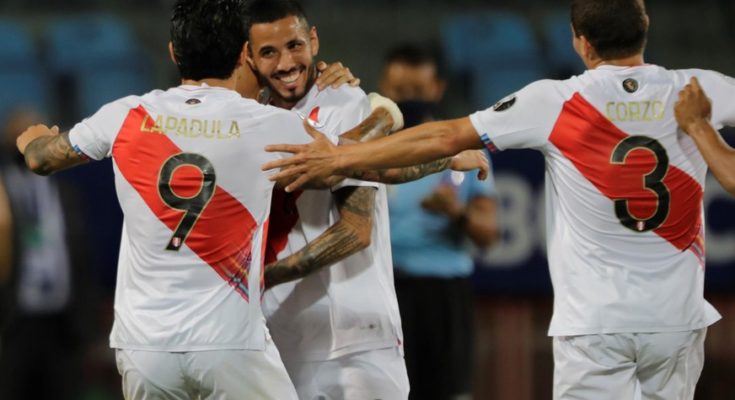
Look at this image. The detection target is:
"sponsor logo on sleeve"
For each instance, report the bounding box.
[492,95,516,112]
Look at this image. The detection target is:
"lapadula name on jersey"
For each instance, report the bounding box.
[139,114,241,139]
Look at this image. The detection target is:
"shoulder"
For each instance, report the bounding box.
[311,86,369,116]
[483,79,567,115]
[317,85,368,104]
[305,86,370,132]
[515,79,569,105]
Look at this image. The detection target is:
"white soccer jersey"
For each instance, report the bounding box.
[470,65,731,336]
[262,85,403,361]
[68,84,310,351]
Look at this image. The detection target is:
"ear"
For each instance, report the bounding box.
[168,42,177,65]
[245,41,256,69]
[309,26,319,57]
[238,42,248,67]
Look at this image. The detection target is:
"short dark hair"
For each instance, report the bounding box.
[243,0,308,33]
[571,0,648,60]
[170,0,248,81]
[384,43,445,79]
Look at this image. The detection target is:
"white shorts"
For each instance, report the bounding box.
[282,347,409,400]
[553,329,706,400]
[115,340,297,400]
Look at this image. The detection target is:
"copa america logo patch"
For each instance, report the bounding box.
[492,94,516,112]
[72,144,89,160]
[479,133,498,153]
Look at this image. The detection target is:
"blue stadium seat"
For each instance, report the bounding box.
[441,12,542,76]
[0,70,48,123]
[46,15,138,74]
[0,19,36,70]
[542,12,585,79]
[77,68,151,117]
[0,21,48,122]
[470,64,545,110]
[44,15,152,120]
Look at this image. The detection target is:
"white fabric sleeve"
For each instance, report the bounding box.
[693,70,735,129]
[468,79,562,152]
[68,96,138,160]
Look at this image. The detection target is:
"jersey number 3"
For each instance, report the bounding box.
[610,135,670,232]
[158,153,217,250]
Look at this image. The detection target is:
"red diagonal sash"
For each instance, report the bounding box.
[548,93,703,253]
[111,106,258,300]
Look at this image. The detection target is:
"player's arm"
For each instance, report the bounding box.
[16,124,89,176]
[271,98,403,189]
[264,117,483,192]
[675,77,735,196]
[0,177,12,285]
[264,186,375,290]
[346,150,489,184]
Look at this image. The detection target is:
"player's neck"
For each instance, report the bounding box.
[590,54,645,69]
[180,77,237,91]
[270,96,299,110]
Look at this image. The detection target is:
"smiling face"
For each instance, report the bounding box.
[247,15,319,109]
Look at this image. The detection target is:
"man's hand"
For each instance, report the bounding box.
[17,124,58,154]
[315,61,360,90]
[450,150,489,180]
[264,119,343,192]
[421,185,463,218]
[675,77,712,134]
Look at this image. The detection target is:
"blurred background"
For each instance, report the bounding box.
[0,0,733,399]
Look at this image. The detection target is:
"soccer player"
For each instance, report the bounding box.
[265,0,735,398]
[674,77,735,196]
[14,1,394,398]
[243,1,487,398]
[244,1,407,398]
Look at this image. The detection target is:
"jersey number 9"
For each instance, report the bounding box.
[158,153,217,250]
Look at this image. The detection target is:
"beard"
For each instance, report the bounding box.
[272,63,317,105]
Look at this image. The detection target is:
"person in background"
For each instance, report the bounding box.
[379,44,499,400]
[0,107,93,400]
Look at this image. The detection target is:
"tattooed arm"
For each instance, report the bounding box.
[339,107,397,144]
[345,149,489,184]
[16,124,88,175]
[264,186,376,290]
[347,157,453,184]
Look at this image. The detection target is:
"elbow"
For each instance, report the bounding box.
[354,224,372,250]
[345,217,372,251]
